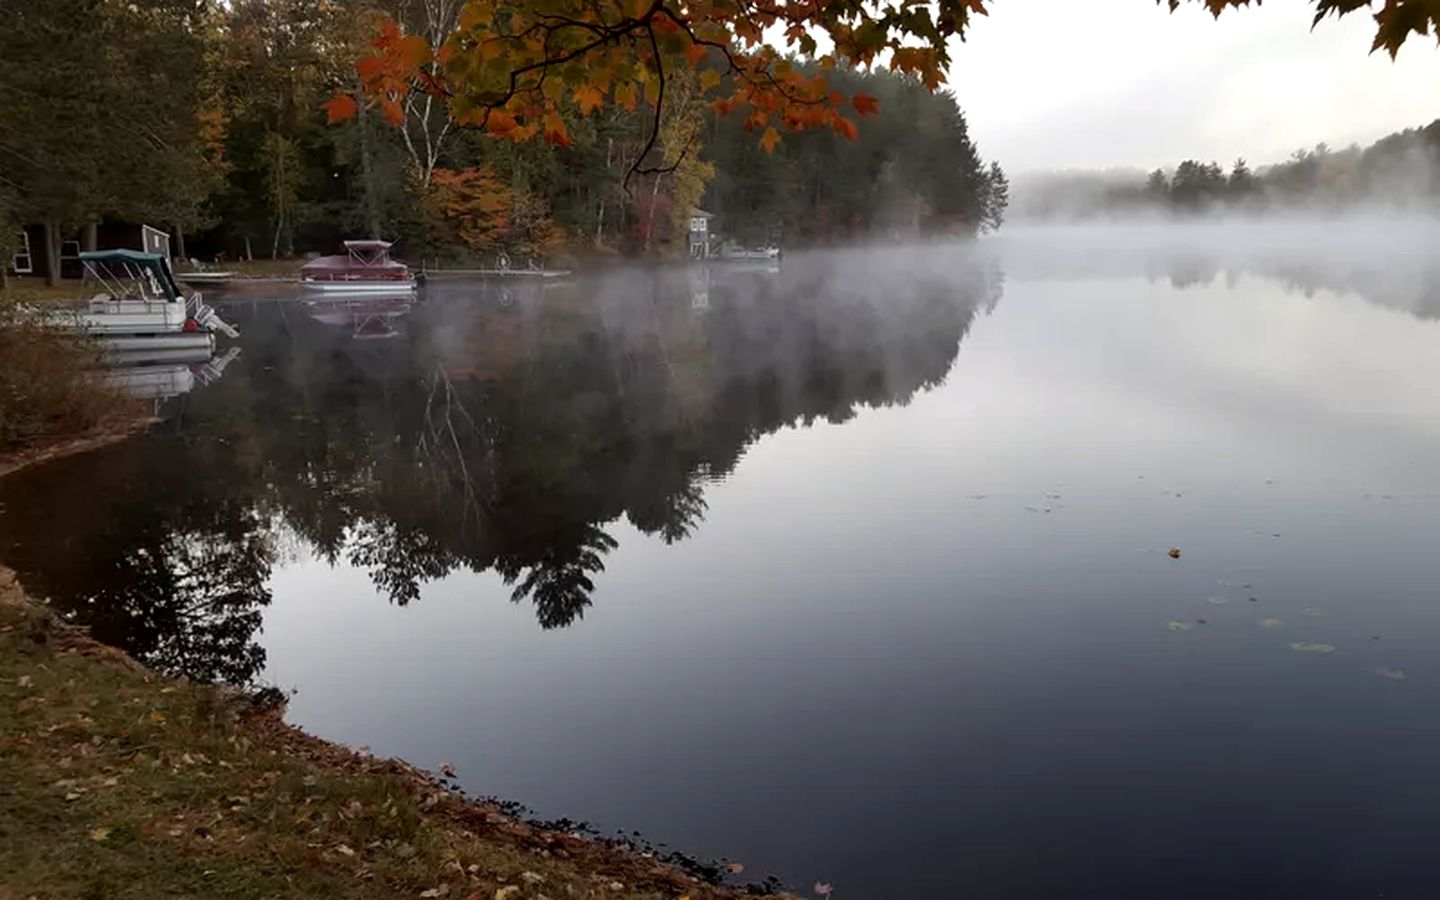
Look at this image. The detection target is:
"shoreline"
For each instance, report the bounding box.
[0,417,157,480]
[0,566,789,899]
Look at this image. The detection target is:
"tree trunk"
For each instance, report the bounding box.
[43,219,61,287]
[356,86,383,239]
[644,173,661,252]
[82,221,97,252]
[243,233,253,262]
[174,224,186,261]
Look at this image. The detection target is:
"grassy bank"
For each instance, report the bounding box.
[0,571,777,900]
[0,297,148,469]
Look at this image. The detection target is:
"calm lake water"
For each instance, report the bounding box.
[5,224,1440,898]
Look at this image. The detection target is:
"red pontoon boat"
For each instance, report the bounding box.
[300,240,417,293]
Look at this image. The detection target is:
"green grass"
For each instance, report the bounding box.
[0,581,762,900]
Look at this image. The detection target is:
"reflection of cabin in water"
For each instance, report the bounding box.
[9,223,171,281]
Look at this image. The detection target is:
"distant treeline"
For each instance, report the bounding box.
[0,0,1005,276]
[1014,120,1440,220]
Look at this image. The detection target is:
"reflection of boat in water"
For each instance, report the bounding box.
[301,240,417,293]
[305,292,415,340]
[104,346,241,401]
[48,250,239,355]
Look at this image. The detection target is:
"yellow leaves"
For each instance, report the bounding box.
[88,827,111,842]
[324,94,358,125]
[572,84,604,115]
[699,69,722,91]
[615,82,638,111]
[760,126,780,154]
[148,710,166,726]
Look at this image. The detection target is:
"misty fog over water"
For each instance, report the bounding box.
[5,222,1440,897]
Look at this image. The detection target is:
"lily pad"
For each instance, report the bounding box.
[1166,621,1194,632]
[1259,618,1285,629]
[1290,642,1336,654]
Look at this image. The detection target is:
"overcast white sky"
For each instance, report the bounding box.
[945,1,1440,174]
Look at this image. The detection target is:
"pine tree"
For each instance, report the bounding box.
[982,161,1009,233]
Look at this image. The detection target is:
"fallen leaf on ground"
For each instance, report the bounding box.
[520,871,544,884]
[17,675,32,687]
[494,887,519,900]
[148,711,166,726]
[334,844,355,858]
[419,886,450,898]
[88,827,111,841]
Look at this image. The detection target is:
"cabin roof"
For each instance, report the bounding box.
[79,249,167,263]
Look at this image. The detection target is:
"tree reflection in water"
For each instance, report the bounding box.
[0,248,1003,681]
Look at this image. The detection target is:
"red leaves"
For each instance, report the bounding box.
[851,92,880,116]
[323,94,357,124]
[759,126,780,154]
[831,115,858,141]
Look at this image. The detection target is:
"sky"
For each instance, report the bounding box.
[945,1,1440,174]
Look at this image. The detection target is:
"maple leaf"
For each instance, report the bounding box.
[615,82,638,111]
[851,92,880,116]
[572,85,604,116]
[542,112,571,148]
[759,126,780,153]
[324,94,358,125]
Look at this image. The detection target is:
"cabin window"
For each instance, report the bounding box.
[12,231,32,274]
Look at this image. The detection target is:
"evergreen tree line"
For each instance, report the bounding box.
[1015,120,1440,220]
[0,0,1006,278]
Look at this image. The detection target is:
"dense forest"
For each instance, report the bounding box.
[1014,120,1440,220]
[0,0,1006,275]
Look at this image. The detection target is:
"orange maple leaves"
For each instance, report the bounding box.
[330,0,970,157]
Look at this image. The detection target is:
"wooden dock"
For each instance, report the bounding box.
[418,267,572,280]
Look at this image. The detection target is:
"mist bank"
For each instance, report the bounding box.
[1010,120,1440,222]
[985,217,1440,318]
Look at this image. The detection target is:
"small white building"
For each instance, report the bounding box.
[688,209,714,259]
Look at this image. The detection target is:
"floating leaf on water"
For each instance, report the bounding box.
[1290,642,1337,654]
[1166,621,1194,632]
[1373,668,1407,681]
[1205,596,1229,606]
[1302,607,1327,618]
[1259,619,1285,629]
[1168,548,1182,559]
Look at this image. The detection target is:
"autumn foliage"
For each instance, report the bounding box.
[332,0,1440,162]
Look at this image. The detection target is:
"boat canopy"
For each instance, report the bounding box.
[79,249,184,303]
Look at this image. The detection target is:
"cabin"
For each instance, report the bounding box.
[9,223,171,282]
[688,209,714,259]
